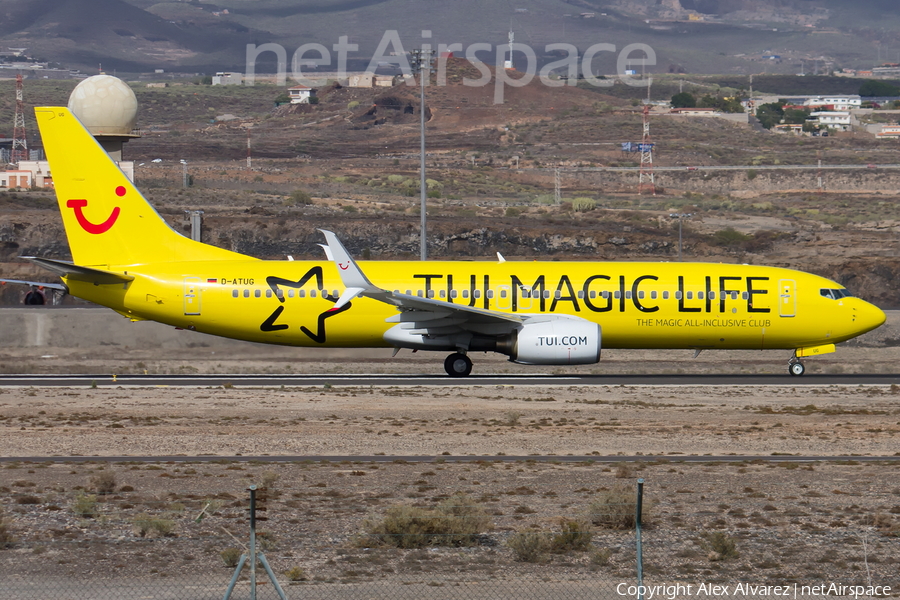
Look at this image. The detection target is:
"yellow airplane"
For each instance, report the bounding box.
[5,107,886,377]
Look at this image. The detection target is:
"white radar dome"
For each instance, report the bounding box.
[68,75,138,136]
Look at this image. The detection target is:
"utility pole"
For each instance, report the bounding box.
[410,47,433,261]
[554,168,561,205]
[669,213,692,261]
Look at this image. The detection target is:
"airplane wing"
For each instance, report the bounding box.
[0,278,67,291]
[318,230,523,338]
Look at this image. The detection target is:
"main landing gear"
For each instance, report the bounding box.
[444,353,473,377]
[788,354,805,376]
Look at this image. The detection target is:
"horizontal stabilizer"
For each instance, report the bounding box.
[0,278,67,291]
[24,257,134,286]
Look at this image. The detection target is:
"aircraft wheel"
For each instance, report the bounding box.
[789,362,805,376]
[444,353,473,377]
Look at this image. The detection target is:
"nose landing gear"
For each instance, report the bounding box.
[444,353,473,377]
[788,354,805,376]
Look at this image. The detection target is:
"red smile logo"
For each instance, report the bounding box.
[66,186,125,234]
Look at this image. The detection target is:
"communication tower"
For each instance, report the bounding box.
[638,104,656,195]
[504,30,514,69]
[11,74,28,164]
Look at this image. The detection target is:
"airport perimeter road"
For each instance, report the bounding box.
[3,373,900,387]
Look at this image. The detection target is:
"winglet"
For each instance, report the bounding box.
[497,252,506,263]
[318,229,379,296]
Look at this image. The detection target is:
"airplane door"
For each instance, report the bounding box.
[184,277,202,316]
[496,285,512,311]
[778,279,796,317]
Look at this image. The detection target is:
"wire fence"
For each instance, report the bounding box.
[1,459,899,599]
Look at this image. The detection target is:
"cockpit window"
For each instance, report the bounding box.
[820,288,853,300]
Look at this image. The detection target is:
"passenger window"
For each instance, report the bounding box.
[614,291,620,299]
[543,290,550,299]
[731,292,739,300]
[232,289,238,298]
[698,291,704,300]
[577,291,584,299]
[450,290,458,299]
[650,291,657,300]
[299,290,305,298]
[741,292,748,300]
[487,290,494,299]
[254,289,261,298]
[625,291,632,299]
[554,291,561,300]
[500,290,507,298]
[266,289,272,298]
[462,290,469,299]
[288,290,294,298]
[686,291,693,300]
[427,290,434,298]
[663,291,669,300]
[417,290,423,297]
[675,291,682,300]
[405,290,411,296]
[602,291,609,299]
[474,290,481,299]
[311,290,317,298]
[708,291,715,300]
[243,289,250,298]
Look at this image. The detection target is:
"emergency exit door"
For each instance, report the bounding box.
[183,277,202,316]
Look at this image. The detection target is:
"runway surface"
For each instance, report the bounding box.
[1,454,898,463]
[2,373,900,386]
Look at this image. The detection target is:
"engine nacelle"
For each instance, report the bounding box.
[498,318,601,365]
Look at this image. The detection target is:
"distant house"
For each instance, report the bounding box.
[288,85,317,104]
[374,75,398,87]
[803,96,860,111]
[669,107,717,115]
[810,111,851,131]
[876,124,900,138]
[348,73,375,88]
[212,72,242,86]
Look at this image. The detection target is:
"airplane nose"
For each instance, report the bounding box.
[857,301,886,335]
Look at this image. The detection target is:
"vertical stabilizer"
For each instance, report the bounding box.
[35,107,249,267]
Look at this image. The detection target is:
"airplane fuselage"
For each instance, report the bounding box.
[65,259,881,353]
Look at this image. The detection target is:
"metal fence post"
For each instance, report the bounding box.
[636,478,644,600]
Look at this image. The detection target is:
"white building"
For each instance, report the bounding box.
[288,85,317,104]
[212,72,242,85]
[803,96,861,111]
[810,111,851,131]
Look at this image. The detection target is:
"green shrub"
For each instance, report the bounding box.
[134,514,176,538]
[0,510,14,548]
[347,100,360,110]
[221,547,243,567]
[288,190,313,205]
[285,566,308,581]
[72,492,98,518]
[549,519,593,553]
[90,470,117,495]
[571,197,597,212]
[505,207,521,217]
[701,531,739,560]
[587,487,639,529]
[507,529,548,562]
[387,174,406,184]
[360,493,491,548]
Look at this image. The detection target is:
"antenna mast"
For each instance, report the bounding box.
[12,74,28,164]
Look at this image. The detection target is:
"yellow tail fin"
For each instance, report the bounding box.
[35,107,250,267]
